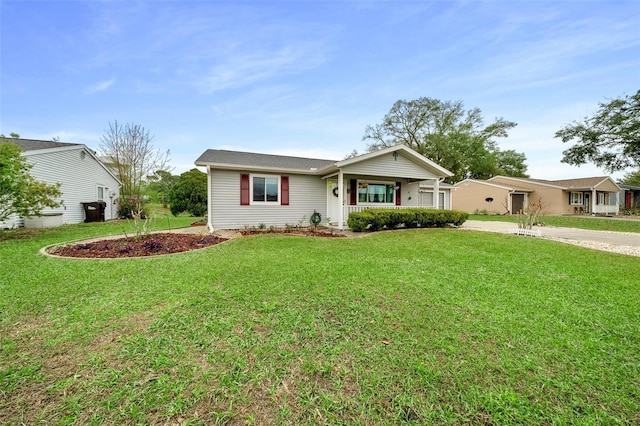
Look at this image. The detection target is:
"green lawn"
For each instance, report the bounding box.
[1,222,639,424]
[470,214,640,233]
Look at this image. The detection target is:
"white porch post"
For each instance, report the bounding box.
[337,170,345,230]
[433,178,440,209]
[592,188,597,215]
[207,165,213,233]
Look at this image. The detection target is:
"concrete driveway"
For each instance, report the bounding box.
[460,220,640,257]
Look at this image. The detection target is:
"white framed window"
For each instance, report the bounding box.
[357,181,395,204]
[251,175,279,203]
[97,185,105,201]
[570,192,583,205]
[597,193,605,205]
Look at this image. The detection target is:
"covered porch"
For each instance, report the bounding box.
[569,189,619,215]
[321,145,454,229]
[324,175,449,228]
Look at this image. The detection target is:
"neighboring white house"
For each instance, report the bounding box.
[2,139,121,228]
[195,144,453,230]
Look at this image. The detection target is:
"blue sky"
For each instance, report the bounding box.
[1,0,639,179]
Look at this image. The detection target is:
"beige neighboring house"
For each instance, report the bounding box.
[453,176,621,216]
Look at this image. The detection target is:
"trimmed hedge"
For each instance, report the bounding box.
[347,208,469,232]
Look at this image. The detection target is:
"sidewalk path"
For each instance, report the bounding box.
[460,220,640,257]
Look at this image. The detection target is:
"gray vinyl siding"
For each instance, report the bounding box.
[341,152,439,180]
[209,169,328,229]
[24,147,120,224]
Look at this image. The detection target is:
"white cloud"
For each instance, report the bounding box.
[86,78,115,93]
[197,43,326,93]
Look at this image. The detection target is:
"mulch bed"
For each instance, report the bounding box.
[47,229,346,259]
[238,229,345,238]
[48,233,228,259]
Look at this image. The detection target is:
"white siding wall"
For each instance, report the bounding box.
[402,181,422,207]
[342,152,439,180]
[25,147,120,224]
[210,169,328,229]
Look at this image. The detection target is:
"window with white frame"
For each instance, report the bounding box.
[97,186,105,201]
[252,175,279,203]
[570,192,583,205]
[358,181,395,204]
[597,193,605,205]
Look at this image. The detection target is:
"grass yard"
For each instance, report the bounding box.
[1,221,639,424]
[470,214,640,233]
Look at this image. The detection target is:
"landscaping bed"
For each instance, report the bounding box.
[48,233,228,258]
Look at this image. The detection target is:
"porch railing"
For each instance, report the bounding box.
[592,205,619,215]
[344,205,437,216]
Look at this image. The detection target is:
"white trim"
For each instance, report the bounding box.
[570,191,584,205]
[249,173,281,205]
[337,171,344,230]
[355,179,397,205]
[207,165,213,232]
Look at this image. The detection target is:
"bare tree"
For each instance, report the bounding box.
[99,121,171,202]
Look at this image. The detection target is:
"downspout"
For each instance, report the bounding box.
[337,169,344,230]
[207,165,214,233]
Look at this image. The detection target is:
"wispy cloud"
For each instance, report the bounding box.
[86,78,115,93]
[453,11,640,91]
[197,45,321,93]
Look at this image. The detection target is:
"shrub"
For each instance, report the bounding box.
[118,195,145,219]
[347,208,469,232]
[168,169,207,217]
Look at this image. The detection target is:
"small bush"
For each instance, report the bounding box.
[347,208,469,232]
[118,195,146,219]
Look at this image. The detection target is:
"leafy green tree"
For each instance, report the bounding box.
[145,169,178,207]
[363,97,526,182]
[620,169,640,186]
[495,149,529,177]
[168,169,207,217]
[0,136,63,222]
[556,90,640,173]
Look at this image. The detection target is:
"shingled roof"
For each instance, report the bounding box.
[547,177,613,189]
[195,149,337,172]
[7,138,81,152]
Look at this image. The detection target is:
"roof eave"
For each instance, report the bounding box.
[195,161,335,175]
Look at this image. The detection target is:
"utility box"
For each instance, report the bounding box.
[81,201,106,223]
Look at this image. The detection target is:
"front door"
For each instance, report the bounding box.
[626,191,632,209]
[327,180,341,225]
[584,192,590,214]
[511,194,525,214]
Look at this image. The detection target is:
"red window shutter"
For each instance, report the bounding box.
[281,176,289,205]
[240,174,250,205]
[395,181,401,206]
[350,179,357,205]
